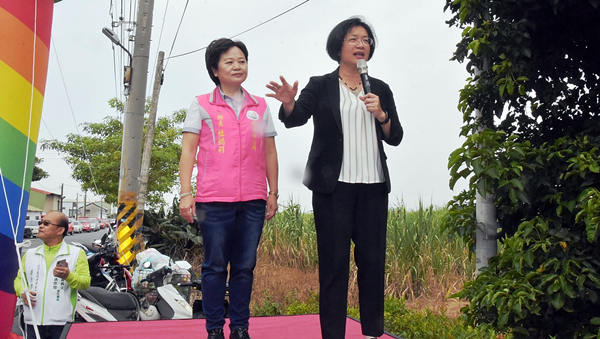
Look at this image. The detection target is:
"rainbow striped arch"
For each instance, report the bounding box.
[0,0,59,337]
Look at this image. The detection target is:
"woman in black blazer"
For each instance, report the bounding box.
[267,17,403,339]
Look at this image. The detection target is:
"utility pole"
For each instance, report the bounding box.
[473,47,499,274]
[83,191,87,217]
[116,0,155,265]
[60,183,64,212]
[138,51,164,212]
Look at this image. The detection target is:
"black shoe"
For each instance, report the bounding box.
[229,328,251,339]
[207,328,225,339]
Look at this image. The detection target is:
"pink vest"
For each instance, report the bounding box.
[195,87,268,202]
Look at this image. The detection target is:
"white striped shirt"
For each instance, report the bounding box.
[338,82,384,184]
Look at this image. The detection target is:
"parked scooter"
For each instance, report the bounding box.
[76,262,194,322]
[75,286,140,322]
[138,265,194,320]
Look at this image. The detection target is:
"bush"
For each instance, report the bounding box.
[141,197,203,261]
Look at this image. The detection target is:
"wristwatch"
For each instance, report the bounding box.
[269,191,279,198]
[378,111,390,125]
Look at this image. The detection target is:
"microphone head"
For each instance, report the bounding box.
[357,59,368,74]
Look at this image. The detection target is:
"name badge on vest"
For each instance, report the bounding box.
[246,111,259,121]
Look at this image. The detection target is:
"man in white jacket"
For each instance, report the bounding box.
[14,211,90,339]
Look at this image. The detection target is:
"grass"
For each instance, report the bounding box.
[260,200,476,301]
[385,201,476,300]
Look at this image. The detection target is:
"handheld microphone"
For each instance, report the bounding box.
[357,59,371,94]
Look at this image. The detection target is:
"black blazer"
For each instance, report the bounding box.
[279,68,403,194]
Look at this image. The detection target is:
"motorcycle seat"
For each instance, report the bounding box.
[80,286,138,310]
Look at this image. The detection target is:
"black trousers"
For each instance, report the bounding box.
[25,324,65,339]
[313,182,388,339]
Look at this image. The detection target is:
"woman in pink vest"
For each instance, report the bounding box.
[179,38,279,339]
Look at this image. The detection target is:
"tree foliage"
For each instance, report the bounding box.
[32,157,49,182]
[444,0,600,337]
[41,98,185,208]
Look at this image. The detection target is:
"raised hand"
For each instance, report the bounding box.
[266,75,298,105]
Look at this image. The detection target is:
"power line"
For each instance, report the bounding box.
[166,0,309,61]
[40,118,55,140]
[148,0,171,95]
[163,0,189,71]
[50,37,101,197]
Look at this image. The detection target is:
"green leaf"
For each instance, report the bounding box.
[513,326,530,335]
[551,293,565,309]
[524,250,534,267]
[510,178,525,191]
[448,148,465,168]
[512,299,523,314]
[551,279,561,293]
[507,79,515,95]
[472,159,484,176]
[587,223,599,243]
[509,188,518,203]
[485,166,501,179]
[499,83,506,97]
[498,311,509,327]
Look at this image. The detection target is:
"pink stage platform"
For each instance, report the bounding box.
[60,315,401,339]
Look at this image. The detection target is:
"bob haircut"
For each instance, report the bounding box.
[326,16,376,63]
[205,38,249,86]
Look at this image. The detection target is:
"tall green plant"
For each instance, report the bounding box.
[445,0,600,337]
[261,201,475,300]
[386,203,474,299]
[261,200,318,269]
[141,198,203,261]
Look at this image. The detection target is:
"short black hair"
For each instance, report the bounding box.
[205,38,249,86]
[48,210,69,238]
[326,16,376,63]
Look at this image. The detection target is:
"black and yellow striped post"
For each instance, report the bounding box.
[116,197,144,265]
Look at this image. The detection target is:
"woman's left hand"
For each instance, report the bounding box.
[265,195,278,221]
[360,93,386,122]
[179,195,196,223]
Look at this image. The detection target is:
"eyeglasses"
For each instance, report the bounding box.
[344,37,373,46]
[39,220,61,227]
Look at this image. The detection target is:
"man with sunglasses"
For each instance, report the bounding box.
[14,210,90,339]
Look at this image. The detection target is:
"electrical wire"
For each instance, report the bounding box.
[166,0,309,61]
[40,118,56,140]
[162,0,189,71]
[108,0,121,103]
[111,45,121,104]
[148,0,170,95]
[50,38,101,197]
[129,0,138,53]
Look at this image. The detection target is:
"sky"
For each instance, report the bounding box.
[33,0,469,212]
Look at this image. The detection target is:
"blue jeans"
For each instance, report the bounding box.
[196,200,266,332]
